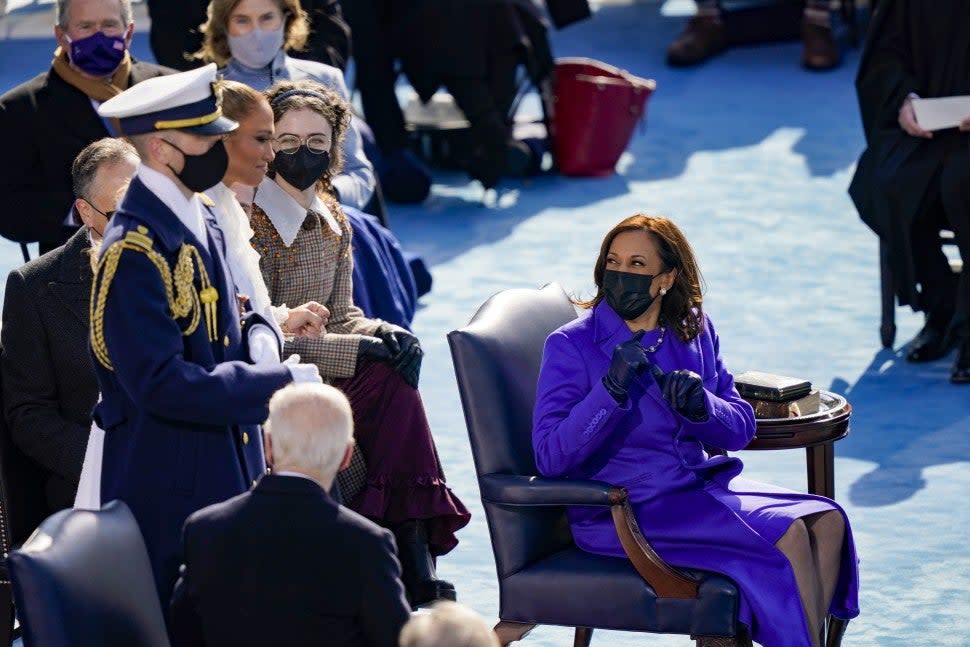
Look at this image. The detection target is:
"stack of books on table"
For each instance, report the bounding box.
[734,370,820,419]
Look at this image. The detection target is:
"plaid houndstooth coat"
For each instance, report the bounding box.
[250,202,382,380]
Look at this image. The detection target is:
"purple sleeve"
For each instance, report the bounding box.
[532,329,631,477]
[678,316,756,451]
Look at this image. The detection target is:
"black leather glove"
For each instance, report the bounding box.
[374,323,423,389]
[649,364,709,422]
[357,336,393,363]
[602,330,648,403]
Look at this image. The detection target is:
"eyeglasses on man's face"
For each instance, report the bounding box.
[84,199,115,220]
[273,134,330,155]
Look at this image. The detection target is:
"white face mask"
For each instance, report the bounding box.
[228,26,284,69]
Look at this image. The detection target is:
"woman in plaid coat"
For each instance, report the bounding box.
[246,79,469,607]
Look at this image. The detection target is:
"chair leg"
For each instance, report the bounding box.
[826,616,849,647]
[573,627,593,647]
[494,621,536,646]
[879,240,897,348]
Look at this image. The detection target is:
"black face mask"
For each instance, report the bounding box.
[162,139,229,193]
[271,146,331,191]
[602,269,662,320]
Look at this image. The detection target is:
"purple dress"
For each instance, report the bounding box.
[532,302,860,647]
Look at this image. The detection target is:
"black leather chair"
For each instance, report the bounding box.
[0,340,56,646]
[7,500,170,647]
[447,283,747,647]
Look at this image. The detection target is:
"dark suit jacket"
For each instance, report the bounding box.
[1,227,97,511]
[0,59,169,249]
[170,474,411,647]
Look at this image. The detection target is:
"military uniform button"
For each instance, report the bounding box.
[251,480,257,488]
[242,432,249,445]
[223,335,230,346]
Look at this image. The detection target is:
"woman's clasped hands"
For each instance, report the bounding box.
[603,331,709,422]
[282,301,330,338]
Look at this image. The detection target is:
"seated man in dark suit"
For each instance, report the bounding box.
[170,383,411,647]
[0,0,169,254]
[1,137,139,512]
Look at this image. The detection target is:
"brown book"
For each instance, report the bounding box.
[734,370,812,402]
[745,389,820,419]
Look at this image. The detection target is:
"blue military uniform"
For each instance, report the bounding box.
[91,64,293,605]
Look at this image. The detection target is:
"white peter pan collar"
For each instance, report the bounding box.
[253,176,340,247]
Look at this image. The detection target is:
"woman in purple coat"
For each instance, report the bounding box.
[533,215,859,647]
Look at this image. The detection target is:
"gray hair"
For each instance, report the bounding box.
[265,383,353,479]
[56,0,133,29]
[399,602,501,647]
[71,137,138,200]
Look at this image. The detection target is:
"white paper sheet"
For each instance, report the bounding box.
[912,96,970,131]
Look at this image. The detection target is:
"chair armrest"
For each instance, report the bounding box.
[610,493,699,599]
[479,474,618,507]
[479,473,700,599]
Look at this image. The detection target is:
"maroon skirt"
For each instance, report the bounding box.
[333,359,470,556]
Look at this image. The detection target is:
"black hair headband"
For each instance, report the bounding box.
[270,88,330,106]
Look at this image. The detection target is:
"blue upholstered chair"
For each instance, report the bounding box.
[7,500,170,647]
[447,283,748,647]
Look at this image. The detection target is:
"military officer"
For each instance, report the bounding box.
[92,63,321,608]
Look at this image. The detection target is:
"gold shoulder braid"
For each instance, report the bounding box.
[90,225,220,370]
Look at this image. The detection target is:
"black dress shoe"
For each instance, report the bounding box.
[408,577,458,608]
[906,323,954,363]
[951,339,970,384]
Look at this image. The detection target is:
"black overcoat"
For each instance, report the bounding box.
[0,227,96,511]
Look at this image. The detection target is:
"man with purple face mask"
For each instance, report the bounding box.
[0,0,170,254]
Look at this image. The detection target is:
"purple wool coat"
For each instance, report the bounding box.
[533,302,860,647]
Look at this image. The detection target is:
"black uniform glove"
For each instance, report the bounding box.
[374,323,423,389]
[649,364,709,422]
[602,330,648,403]
[357,336,393,363]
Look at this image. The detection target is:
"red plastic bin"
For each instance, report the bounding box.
[550,57,656,177]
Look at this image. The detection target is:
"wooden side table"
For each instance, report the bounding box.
[743,391,851,499]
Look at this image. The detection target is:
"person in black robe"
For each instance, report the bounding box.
[848,0,970,383]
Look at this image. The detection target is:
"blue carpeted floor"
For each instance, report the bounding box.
[2,2,968,645]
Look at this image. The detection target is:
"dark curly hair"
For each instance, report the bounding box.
[263,79,350,214]
[576,213,706,342]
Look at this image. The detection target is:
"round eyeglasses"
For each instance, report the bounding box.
[273,134,330,155]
